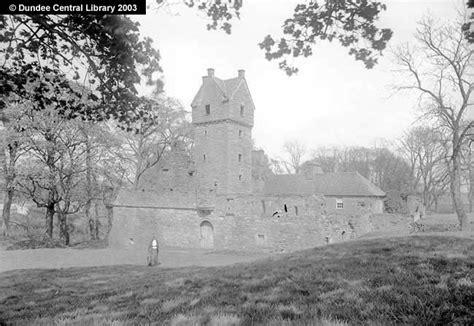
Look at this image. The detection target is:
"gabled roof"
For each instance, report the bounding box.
[191,75,253,108]
[264,172,385,197]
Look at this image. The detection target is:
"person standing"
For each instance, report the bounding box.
[148,235,159,266]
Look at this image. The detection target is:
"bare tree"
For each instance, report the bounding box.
[400,126,450,210]
[281,140,307,174]
[311,147,339,173]
[0,102,27,236]
[118,95,190,188]
[394,15,473,230]
[338,146,372,179]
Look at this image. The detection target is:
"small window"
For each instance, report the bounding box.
[203,154,206,161]
[205,104,210,115]
[261,200,266,214]
[238,174,242,181]
[238,154,242,162]
[240,105,244,116]
[357,201,366,208]
[256,234,265,246]
[204,130,208,137]
[295,206,298,216]
[239,130,242,138]
[162,168,169,172]
[226,198,234,215]
[336,199,344,209]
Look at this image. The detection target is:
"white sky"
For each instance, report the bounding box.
[134,0,465,158]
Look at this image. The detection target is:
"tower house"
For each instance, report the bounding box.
[191,68,255,197]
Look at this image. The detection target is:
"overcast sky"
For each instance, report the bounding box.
[134,0,465,158]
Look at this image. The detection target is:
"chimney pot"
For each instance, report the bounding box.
[238,69,245,78]
[207,68,215,77]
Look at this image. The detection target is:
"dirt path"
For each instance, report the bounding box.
[0,248,268,273]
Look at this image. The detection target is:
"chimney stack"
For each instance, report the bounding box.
[207,68,215,77]
[238,69,245,78]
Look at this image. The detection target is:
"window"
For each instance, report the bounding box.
[203,154,206,161]
[239,130,242,138]
[256,234,265,246]
[336,199,344,209]
[238,174,242,181]
[204,130,208,137]
[295,206,298,216]
[162,168,169,172]
[226,198,234,215]
[238,154,242,162]
[357,201,366,208]
[205,104,210,115]
[261,200,266,214]
[240,105,244,116]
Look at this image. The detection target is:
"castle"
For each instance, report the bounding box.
[109,69,385,252]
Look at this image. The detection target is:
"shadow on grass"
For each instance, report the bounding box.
[0,235,473,325]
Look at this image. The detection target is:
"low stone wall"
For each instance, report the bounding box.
[109,193,375,252]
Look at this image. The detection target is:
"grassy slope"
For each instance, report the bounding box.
[0,235,473,325]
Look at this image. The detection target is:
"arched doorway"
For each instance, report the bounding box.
[200,221,214,249]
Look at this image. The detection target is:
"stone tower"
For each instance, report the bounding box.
[191,68,255,198]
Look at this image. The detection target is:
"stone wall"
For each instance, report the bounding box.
[139,145,196,194]
[324,196,383,214]
[192,72,254,196]
[109,193,374,252]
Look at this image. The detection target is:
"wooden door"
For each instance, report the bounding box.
[200,221,214,249]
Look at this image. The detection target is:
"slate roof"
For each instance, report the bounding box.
[264,172,385,197]
[191,75,249,107]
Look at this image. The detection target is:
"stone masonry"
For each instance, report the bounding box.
[109,69,384,252]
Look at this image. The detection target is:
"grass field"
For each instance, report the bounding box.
[0,235,473,325]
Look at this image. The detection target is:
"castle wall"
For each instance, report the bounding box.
[109,193,374,252]
[108,71,378,253]
[324,196,384,214]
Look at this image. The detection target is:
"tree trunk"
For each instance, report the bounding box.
[57,210,69,245]
[45,202,54,238]
[88,218,95,241]
[451,155,468,230]
[94,200,100,240]
[469,148,474,213]
[133,136,144,189]
[45,135,57,239]
[0,141,17,237]
[106,206,113,235]
[103,186,115,235]
[84,133,95,240]
[1,188,13,236]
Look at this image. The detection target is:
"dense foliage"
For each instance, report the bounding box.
[0,14,161,124]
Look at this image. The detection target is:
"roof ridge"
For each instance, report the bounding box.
[228,79,243,101]
[211,77,227,95]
